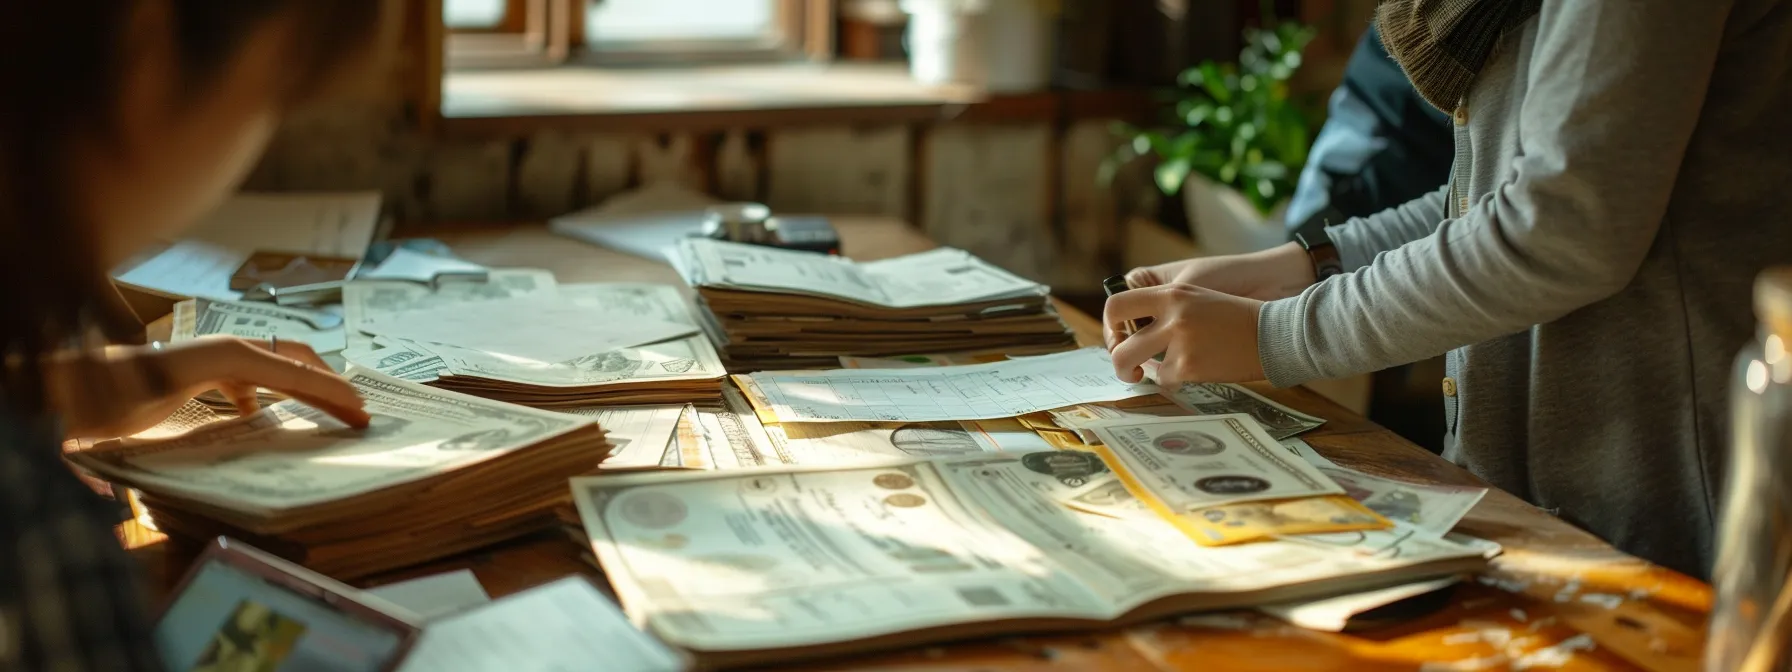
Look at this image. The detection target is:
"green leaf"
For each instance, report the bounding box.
[1155,158,1192,196]
[1198,62,1231,103]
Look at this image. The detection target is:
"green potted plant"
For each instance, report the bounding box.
[1107,19,1319,255]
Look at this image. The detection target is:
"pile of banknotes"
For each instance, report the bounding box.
[669,238,1077,371]
[68,370,612,578]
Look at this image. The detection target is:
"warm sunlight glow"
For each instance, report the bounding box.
[278,416,322,431]
[1746,359,1769,394]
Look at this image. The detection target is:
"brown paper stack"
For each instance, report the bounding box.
[67,371,613,580]
[673,239,1077,371]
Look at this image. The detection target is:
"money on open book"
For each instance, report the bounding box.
[569,454,1493,667]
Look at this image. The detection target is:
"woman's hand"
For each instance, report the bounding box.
[1102,283,1266,386]
[48,336,371,440]
[1104,242,1315,354]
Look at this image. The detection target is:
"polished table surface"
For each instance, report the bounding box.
[126,218,1713,671]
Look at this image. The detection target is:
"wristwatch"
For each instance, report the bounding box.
[1295,229,1344,281]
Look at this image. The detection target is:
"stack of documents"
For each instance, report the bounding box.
[343,280,729,408]
[669,238,1077,370]
[67,370,613,579]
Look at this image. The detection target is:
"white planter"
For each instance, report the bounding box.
[902,0,1054,93]
[1184,174,1290,256]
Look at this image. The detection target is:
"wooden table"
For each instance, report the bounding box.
[127,218,1713,671]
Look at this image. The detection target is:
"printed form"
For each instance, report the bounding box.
[743,348,1157,423]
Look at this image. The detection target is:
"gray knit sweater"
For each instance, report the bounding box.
[1257,0,1792,579]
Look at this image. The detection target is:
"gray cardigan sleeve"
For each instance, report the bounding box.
[1328,186,1449,272]
[1257,0,1732,387]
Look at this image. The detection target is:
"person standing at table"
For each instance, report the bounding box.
[1282,22,1454,454]
[0,3,381,667]
[1104,0,1792,579]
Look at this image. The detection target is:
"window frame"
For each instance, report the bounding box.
[443,0,833,71]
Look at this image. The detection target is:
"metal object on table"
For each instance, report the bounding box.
[1708,266,1792,672]
[693,203,842,255]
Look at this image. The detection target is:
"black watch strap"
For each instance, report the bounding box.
[1295,230,1344,281]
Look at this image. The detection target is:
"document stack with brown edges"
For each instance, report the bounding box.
[669,238,1077,371]
[67,369,612,579]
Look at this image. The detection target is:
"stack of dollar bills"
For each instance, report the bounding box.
[66,369,613,579]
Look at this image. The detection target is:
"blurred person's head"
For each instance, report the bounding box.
[0,1,387,411]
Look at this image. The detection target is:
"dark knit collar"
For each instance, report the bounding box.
[1375,0,1542,113]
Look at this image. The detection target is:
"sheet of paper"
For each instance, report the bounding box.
[564,405,684,470]
[397,577,684,672]
[1258,577,1461,632]
[837,354,1008,369]
[366,570,491,620]
[66,369,597,515]
[182,192,381,258]
[1084,414,1352,516]
[760,420,992,467]
[362,296,697,364]
[113,240,248,300]
[342,269,557,351]
[673,238,1045,308]
[359,248,487,282]
[741,348,1157,423]
[173,299,347,353]
[692,392,779,469]
[960,419,1057,453]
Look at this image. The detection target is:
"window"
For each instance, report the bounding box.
[443,0,832,69]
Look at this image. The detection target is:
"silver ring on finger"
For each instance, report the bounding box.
[269,335,279,352]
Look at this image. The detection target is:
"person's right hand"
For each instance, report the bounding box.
[48,336,371,440]
[1107,242,1317,351]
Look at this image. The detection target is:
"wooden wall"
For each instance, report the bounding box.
[244,95,1139,291]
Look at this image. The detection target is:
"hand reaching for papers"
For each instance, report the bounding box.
[50,336,371,440]
[1103,283,1266,387]
[1104,244,1313,386]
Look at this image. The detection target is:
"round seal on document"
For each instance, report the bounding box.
[617,491,688,529]
[873,473,916,490]
[884,493,927,508]
[1194,475,1271,495]
[1152,431,1226,457]
[1020,450,1109,488]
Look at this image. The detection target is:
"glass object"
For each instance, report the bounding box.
[1708,267,1792,672]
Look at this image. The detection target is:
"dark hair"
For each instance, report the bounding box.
[0,2,385,416]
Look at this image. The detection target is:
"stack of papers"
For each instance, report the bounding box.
[67,370,612,579]
[669,238,1077,370]
[342,279,729,408]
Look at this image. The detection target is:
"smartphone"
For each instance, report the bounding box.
[156,537,421,672]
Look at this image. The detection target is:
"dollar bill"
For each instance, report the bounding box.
[1165,383,1324,440]
[172,298,347,353]
[1084,414,1349,514]
[68,369,597,515]
[343,342,449,383]
[370,333,724,389]
[1279,439,1487,537]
